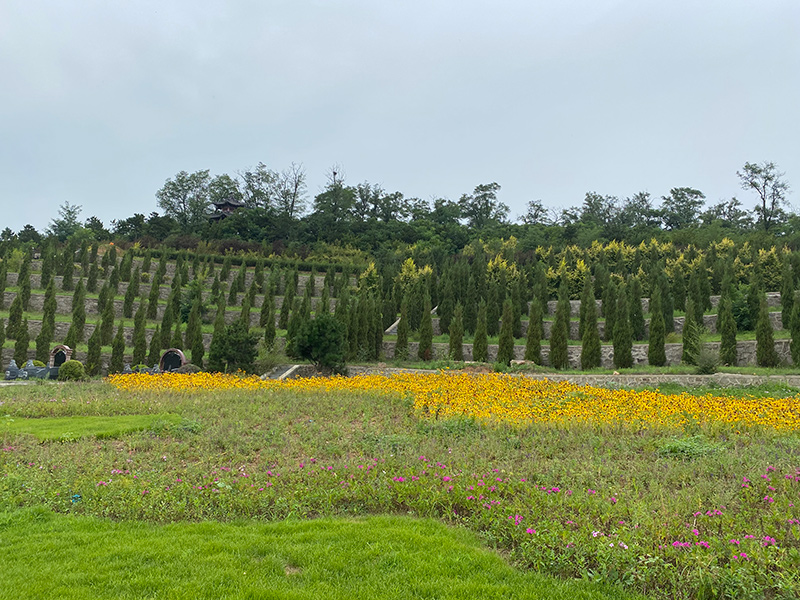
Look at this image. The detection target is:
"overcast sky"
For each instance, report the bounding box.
[1,1,798,234]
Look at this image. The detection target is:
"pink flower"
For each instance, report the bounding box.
[526,528,536,534]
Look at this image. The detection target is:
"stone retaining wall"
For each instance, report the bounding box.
[381,339,792,368]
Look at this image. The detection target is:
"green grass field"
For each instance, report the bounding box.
[0,509,638,600]
[1,380,799,599]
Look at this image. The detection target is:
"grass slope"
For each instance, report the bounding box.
[0,508,639,600]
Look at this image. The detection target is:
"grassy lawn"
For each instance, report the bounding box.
[0,509,638,600]
[1,413,183,441]
[1,379,799,598]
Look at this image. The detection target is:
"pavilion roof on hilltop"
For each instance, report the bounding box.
[212,197,245,209]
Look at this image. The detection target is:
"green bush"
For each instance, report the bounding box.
[294,313,347,374]
[694,346,720,375]
[58,360,86,381]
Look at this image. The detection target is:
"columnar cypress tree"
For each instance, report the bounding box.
[449,302,464,361]
[718,294,738,366]
[101,247,111,273]
[549,283,570,370]
[212,299,227,342]
[357,294,372,358]
[85,326,102,376]
[40,242,54,290]
[171,320,184,350]
[123,266,140,318]
[239,292,251,330]
[148,325,161,367]
[42,279,56,342]
[579,275,593,340]
[318,286,330,316]
[141,250,152,274]
[110,324,125,374]
[97,281,110,314]
[699,259,712,312]
[688,269,703,318]
[524,298,543,364]
[602,279,617,341]
[463,276,478,334]
[791,291,800,366]
[191,324,205,368]
[659,272,675,334]
[146,278,161,320]
[87,260,99,294]
[14,318,29,364]
[580,289,601,370]
[437,276,455,336]
[35,325,50,364]
[613,284,633,369]
[247,278,258,307]
[672,271,686,312]
[18,253,31,310]
[132,304,147,366]
[108,265,119,294]
[373,296,383,360]
[0,319,4,355]
[71,279,86,343]
[682,298,701,365]
[407,278,425,332]
[227,275,239,305]
[253,259,264,292]
[496,297,515,366]
[486,285,501,337]
[279,284,294,329]
[0,261,6,309]
[6,295,22,340]
[63,321,78,349]
[418,292,433,361]
[781,259,794,331]
[263,299,276,350]
[472,300,489,363]
[119,251,133,282]
[532,261,548,307]
[756,293,779,367]
[648,287,667,367]
[211,274,221,299]
[156,253,167,282]
[745,279,761,332]
[628,276,645,341]
[220,255,232,281]
[259,292,273,327]
[287,299,304,358]
[395,295,409,360]
[100,296,115,346]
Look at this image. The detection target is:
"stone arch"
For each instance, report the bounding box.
[49,345,73,368]
[159,348,187,372]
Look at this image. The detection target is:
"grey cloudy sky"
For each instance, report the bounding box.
[1,1,798,234]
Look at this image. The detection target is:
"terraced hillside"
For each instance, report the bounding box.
[0,245,795,373]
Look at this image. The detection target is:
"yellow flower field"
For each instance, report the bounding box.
[107,372,800,430]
